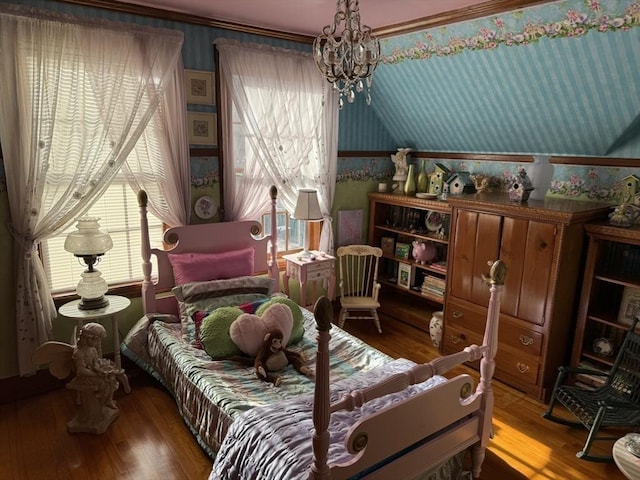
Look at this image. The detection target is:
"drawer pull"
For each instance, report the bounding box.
[452,311,463,319]
[451,333,466,345]
[519,335,534,346]
[516,362,530,374]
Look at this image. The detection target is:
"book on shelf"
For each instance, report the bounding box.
[421,274,445,298]
[397,262,414,289]
[420,289,444,300]
[422,275,446,290]
[430,260,447,272]
[380,236,395,256]
[395,242,411,260]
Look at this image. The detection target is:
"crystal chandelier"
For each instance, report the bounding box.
[313,0,380,109]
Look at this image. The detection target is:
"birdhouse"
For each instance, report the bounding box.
[446,172,476,195]
[434,163,451,182]
[621,174,640,204]
[428,164,451,195]
[429,173,443,195]
[509,169,534,203]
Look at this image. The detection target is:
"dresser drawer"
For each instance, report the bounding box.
[495,349,540,389]
[446,299,542,357]
[306,261,332,275]
[443,323,540,391]
[499,321,543,356]
[445,300,487,336]
[443,324,482,354]
[308,268,331,281]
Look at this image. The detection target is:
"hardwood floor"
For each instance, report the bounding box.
[1,307,629,480]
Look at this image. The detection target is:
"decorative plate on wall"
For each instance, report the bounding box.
[425,210,443,232]
[194,196,217,220]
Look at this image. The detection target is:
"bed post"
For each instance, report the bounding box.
[310,296,333,480]
[137,190,155,314]
[269,185,280,291]
[472,260,506,478]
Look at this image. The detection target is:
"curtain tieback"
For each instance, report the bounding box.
[7,222,36,259]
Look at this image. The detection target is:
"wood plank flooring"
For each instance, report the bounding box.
[1,306,630,480]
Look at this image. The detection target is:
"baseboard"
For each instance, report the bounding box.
[0,369,65,405]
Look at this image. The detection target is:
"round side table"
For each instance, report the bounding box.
[613,433,640,480]
[58,295,131,393]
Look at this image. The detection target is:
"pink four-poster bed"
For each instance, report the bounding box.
[122,186,506,480]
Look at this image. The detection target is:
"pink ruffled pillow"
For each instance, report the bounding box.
[169,246,255,285]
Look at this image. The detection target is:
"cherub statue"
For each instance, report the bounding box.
[391,148,411,180]
[69,323,121,410]
[32,322,123,434]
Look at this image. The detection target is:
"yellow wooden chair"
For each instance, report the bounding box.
[336,245,383,333]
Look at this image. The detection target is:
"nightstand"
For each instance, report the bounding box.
[58,295,131,393]
[283,251,335,308]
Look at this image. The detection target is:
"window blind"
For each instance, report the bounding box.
[42,180,164,293]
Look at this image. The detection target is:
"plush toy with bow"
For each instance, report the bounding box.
[254,328,311,386]
[228,302,313,386]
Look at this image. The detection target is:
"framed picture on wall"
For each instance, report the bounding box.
[184,69,215,105]
[618,286,640,326]
[187,112,217,146]
[337,209,363,247]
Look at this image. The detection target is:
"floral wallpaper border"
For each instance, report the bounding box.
[0,154,630,203]
[337,156,634,203]
[381,0,640,64]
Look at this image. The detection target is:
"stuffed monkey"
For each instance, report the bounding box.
[255,329,312,386]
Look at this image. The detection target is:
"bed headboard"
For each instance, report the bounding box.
[137,186,279,316]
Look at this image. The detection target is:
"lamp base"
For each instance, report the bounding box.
[78,295,109,311]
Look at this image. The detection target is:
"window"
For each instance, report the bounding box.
[232,104,305,255]
[41,178,164,294]
[217,39,336,257]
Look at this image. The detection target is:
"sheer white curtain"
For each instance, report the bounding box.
[0,5,184,375]
[216,39,339,253]
[123,57,191,226]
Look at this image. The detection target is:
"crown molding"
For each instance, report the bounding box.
[58,0,558,43]
[374,0,557,38]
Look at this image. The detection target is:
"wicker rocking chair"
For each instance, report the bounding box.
[543,315,640,462]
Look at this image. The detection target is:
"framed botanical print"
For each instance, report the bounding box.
[185,69,215,105]
[187,112,217,146]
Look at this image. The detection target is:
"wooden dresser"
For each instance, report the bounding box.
[444,193,610,401]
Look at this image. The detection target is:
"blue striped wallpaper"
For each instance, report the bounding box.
[374,0,640,158]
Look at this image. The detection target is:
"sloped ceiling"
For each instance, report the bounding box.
[372,0,640,158]
[82,0,640,159]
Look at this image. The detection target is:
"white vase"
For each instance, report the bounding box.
[526,155,554,200]
[429,311,443,348]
